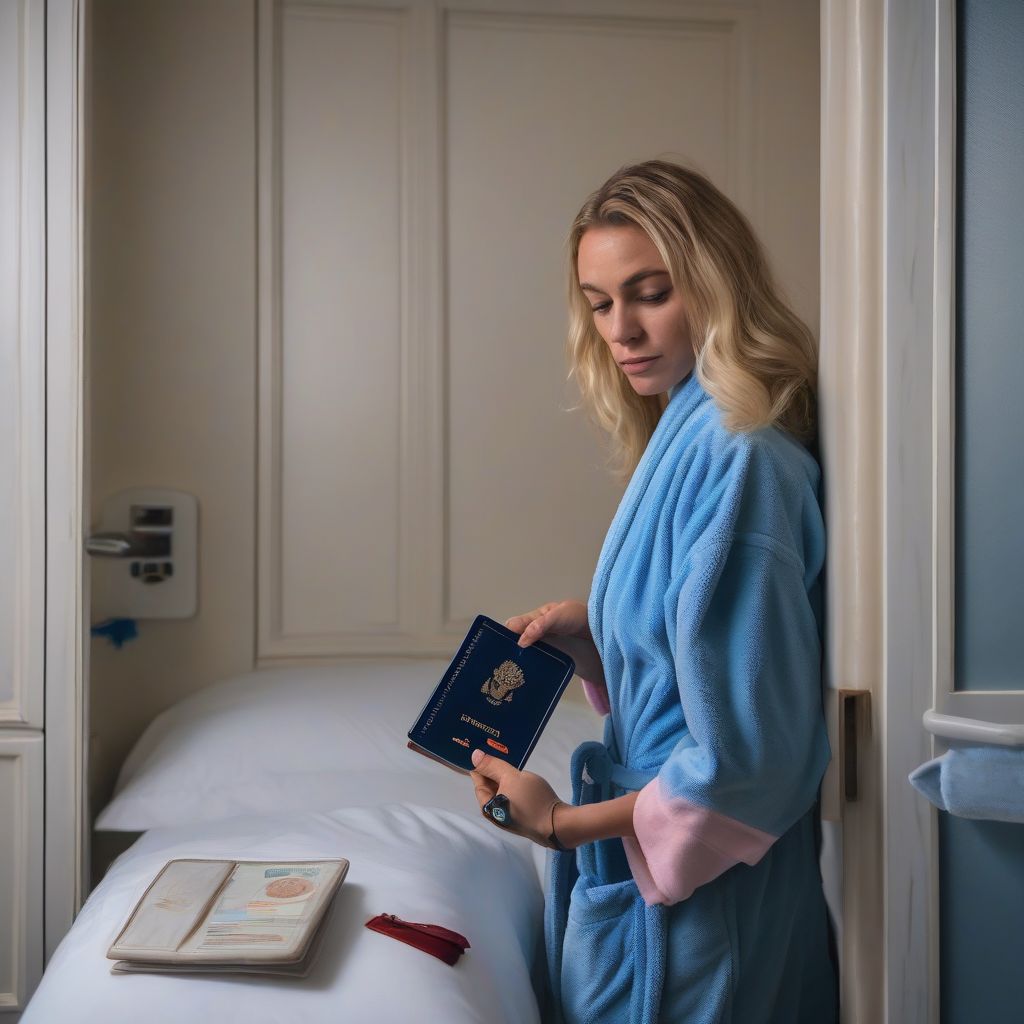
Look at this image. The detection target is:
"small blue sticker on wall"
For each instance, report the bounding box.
[90,618,138,648]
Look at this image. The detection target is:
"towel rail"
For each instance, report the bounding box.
[923,709,1024,748]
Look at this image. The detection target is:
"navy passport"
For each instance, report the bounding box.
[407,614,576,774]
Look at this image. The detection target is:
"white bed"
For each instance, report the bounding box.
[25,659,601,1023]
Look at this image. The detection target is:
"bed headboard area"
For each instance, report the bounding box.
[86,0,819,818]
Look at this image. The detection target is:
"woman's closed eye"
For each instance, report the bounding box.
[590,290,671,315]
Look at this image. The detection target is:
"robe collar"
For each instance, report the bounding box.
[667,368,700,405]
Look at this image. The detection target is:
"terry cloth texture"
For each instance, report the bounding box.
[910,746,1024,823]
[546,370,838,1023]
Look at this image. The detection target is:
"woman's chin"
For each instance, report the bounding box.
[624,375,668,398]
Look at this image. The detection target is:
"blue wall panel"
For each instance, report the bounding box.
[944,3,1024,1022]
[954,0,1024,691]
[940,816,1024,1024]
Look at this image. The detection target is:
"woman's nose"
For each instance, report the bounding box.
[608,306,641,346]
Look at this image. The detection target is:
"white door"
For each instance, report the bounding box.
[1,0,48,1015]
[883,1,1024,1021]
[0,0,87,1017]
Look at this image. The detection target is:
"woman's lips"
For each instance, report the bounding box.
[620,356,660,375]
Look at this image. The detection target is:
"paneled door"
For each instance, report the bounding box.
[255,0,823,660]
[933,2,1024,1021]
[1,0,88,1017]
[884,1,1024,1021]
[1,0,47,1015]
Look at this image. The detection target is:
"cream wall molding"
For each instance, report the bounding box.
[441,7,756,220]
[257,0,443,659]
[256,0,762,662]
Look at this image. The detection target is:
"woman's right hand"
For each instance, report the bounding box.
[505,600,605,686]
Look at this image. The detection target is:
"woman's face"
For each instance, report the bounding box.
[577,224,695,397]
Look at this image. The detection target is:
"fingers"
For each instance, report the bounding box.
[517,602,575,647]
[516,614,551,648]
[470,749,512,782]
[505,603,560,635]
[470,765,561,845]
[470,770,498,810]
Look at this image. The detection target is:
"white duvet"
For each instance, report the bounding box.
[95,660,600,840]
[25,803,548,1024]
[92,660,602,887]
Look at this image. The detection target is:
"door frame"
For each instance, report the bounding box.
[820,1,971,1022]
[819,1,885,1020]
[44,0,89,959]
[880,1,944,1019]
[882,3,1024,1022]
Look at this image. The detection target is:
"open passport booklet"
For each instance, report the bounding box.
[106,858,349,977]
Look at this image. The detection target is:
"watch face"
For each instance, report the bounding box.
[485,795,510,825]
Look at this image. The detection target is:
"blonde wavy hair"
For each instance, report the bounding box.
[567,159,818,478]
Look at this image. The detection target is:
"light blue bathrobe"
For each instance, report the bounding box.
[544,370,838,1023]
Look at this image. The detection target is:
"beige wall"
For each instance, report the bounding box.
[87,0,257,813]
[85,0,820,819]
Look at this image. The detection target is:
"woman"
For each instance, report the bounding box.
[469,159,838,1023]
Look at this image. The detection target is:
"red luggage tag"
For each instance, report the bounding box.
[364,913,470,966]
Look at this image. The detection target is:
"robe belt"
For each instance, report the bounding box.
[581,751,657,794]
[545,733,668,1024]
[569,730,657,887]
[574,716,658,796]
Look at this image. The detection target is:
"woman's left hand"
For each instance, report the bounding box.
[469,750,562,847]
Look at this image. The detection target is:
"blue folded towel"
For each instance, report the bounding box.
[909,746,1024,823]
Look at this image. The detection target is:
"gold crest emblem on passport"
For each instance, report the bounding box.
[481,660,525,706]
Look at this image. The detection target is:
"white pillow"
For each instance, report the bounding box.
[95,660,601,835]
[27,803,547,1024]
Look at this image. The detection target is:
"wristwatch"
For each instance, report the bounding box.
[483,793,511,827]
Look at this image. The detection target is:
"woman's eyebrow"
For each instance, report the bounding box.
[579,268,670,293]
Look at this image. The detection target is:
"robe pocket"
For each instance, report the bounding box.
[568,876,639,926]
[561,877,648,1023]
[659,879,736,1020]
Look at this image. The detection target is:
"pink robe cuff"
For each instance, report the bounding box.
[580,678,611,716]
[626,777,777,906]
